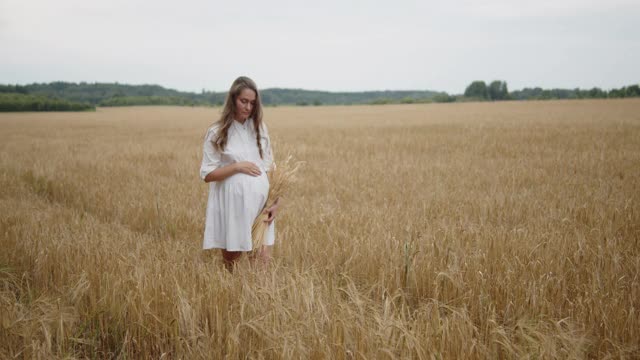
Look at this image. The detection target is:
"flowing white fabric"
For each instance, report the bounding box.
[199,118,275,251]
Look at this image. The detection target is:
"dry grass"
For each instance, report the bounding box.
[252,156,303,253]
[0,99,639,358]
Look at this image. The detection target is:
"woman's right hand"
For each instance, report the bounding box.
[234,161,262,176]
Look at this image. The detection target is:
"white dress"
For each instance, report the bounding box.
[199,118,275,251]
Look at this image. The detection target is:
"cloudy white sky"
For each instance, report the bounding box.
[1,0,639,93]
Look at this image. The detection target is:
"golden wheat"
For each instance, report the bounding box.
[0,99,639,358]
[252,155,302,253]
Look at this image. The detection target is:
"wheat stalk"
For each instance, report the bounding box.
[251,155,303,253]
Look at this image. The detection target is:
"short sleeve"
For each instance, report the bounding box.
[199,126,222,181]
[260,122,275,172]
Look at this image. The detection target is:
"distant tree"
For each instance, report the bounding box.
[488,80,509,100]
[540,90,552,100]
[0,93,94,112]
[0,85,28,94]
[608,88,623,98]
[370,98,391,105]
[464,81,488,99]
[626,85,640,97]
[433,93,456,103]
[588,87,605,98]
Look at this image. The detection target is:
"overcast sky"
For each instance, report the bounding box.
[1,0,639,93]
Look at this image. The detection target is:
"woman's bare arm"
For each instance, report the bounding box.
[204,161,262,183]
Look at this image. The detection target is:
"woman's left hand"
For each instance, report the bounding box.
[264,198,280,224]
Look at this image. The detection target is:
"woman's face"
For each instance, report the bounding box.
[234,88,257,120]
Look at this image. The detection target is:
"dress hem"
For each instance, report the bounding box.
[202,244,273,251]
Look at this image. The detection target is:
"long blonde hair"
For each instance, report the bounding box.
[212,76,264,158]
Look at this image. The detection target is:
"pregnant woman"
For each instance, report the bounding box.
[199,76,278,270]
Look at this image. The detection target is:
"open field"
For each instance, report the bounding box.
[1,99,639,358]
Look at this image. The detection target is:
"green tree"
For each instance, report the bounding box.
[588,87,605,98]
[608,88,623,98]
[626,85,640,97]
[433,93,456,103]
[464,81,488,99]
[488,80,509,100]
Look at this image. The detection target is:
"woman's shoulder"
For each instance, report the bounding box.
[204,122,222,140]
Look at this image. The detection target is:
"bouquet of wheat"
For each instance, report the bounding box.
[251,155,302,253]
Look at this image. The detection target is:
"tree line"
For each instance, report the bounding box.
[0,93,94,112]
[1,81,638,111]
[100,96,206,107]
[0,82,441,108]
[463,80,640,101]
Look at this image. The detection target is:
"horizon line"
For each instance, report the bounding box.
[2,80,639,95]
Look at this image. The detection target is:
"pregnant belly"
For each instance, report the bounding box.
[224,172,270,199]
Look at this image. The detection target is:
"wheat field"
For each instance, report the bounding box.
[1,99,639,359]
